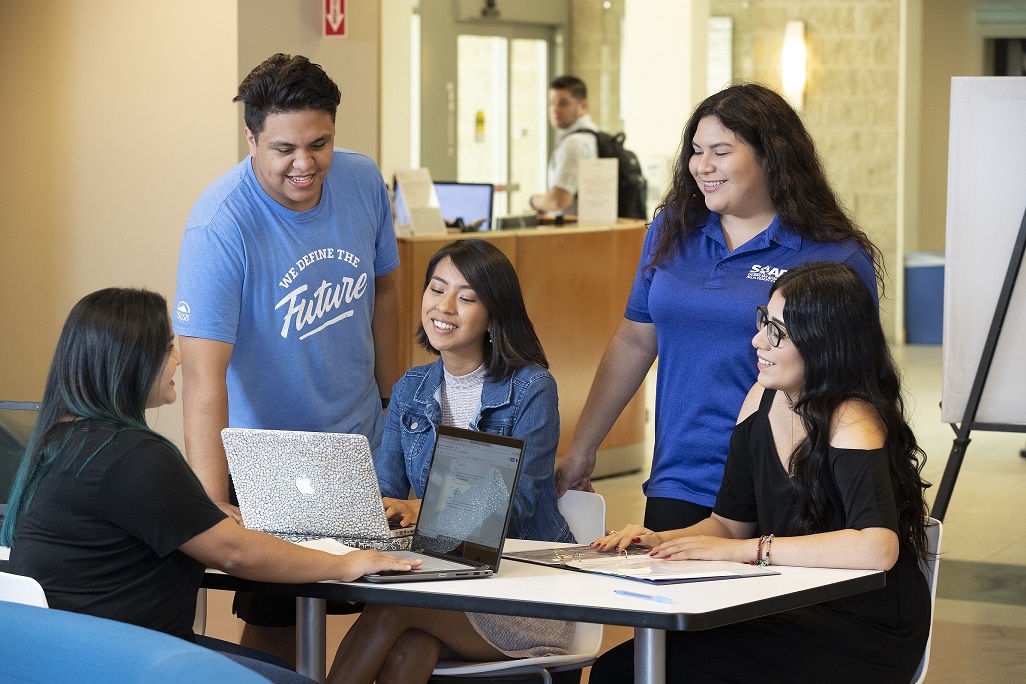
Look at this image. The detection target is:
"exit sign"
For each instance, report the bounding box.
[324,0,346,37]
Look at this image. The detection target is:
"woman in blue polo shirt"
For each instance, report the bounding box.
[556,83,884,531]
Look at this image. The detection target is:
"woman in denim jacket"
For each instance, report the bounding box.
[330,239,575,684]
[376,360,573,542]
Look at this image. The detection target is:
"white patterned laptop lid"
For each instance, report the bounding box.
[220,428,408,549]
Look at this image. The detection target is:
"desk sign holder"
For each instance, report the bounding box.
[577,158,618,226]
[394,168,446,237]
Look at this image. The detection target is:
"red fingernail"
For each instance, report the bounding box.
[632,537,641,543]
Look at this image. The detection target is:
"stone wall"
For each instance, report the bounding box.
[567,1,903,330]
[569,0,626,133]
[713,0,901,324]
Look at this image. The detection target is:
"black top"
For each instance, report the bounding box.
[714,389,929,644]
[10,421,226,640]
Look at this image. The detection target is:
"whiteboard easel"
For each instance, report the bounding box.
[933,78,1026,520]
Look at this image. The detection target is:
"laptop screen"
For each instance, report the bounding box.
[0,401,41,517]
[415,426,524,567]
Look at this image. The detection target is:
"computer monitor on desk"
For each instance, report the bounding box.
[0,401,40,519]
[433,182,494,231]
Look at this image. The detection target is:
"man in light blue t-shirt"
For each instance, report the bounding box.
[173,53,401,664]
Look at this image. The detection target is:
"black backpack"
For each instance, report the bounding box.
[571,129,649,219]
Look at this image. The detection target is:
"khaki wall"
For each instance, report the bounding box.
[0,1,240,447]
[918,0,982,253]
[570,0,626,134]
[0,0,384,449]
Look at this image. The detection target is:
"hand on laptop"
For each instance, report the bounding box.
[343,549,422,581]
[382,497,422,528]
[216,501,243,525]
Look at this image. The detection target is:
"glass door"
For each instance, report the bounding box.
[418,9,558,219]
[455,33,549,215]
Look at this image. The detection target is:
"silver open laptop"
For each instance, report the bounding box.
[221,428,413,550]
[364,425,525,583]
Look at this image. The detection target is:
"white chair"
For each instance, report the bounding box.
[556,489,607,544]
[3,569,205,636]
[910,517,943,684]
[430,491,607,683]
[0,570,48,607]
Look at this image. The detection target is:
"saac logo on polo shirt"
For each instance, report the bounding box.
[746,264,788,282]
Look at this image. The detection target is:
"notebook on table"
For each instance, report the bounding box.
[0,401,41,523]
[363,425,525,583]
[221,428,413,551]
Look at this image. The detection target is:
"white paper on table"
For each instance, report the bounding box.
[567,555,775,581]
[577,157,619,226]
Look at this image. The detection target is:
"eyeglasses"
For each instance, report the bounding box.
[756,306,789,347]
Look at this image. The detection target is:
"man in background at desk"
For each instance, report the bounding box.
[529,75,598,217]
[173,53,401,665]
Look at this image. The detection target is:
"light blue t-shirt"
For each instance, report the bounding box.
[625,212,877,507]
[174,149,399,452]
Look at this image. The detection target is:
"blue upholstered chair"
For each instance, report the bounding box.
[0,601,271,683]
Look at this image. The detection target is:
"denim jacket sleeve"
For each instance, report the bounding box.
[374,374,413,499]
[504,370,574,543]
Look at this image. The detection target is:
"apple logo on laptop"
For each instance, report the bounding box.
[296,477,315,495]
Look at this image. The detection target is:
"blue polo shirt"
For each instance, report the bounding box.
[625,212,877,507]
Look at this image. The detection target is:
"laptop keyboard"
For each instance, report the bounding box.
[391,550,473,571]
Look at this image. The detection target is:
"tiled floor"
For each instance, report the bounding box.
[205,344,1026,681]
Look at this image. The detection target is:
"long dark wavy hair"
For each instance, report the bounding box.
[771,262,928,562]
[651,83,883,290]
[1,288,179,547]
[415,239,548,379]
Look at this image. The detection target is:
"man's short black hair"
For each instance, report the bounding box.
[233,53,341,139]
[548,75,587,101]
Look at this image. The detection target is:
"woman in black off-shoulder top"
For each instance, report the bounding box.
[591,261,931,684]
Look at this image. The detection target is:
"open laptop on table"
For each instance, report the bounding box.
[364,425,525,583]
[0,401,41,525]
[221,428,413,551]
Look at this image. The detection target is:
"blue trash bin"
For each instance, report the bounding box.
[905,252,944,345]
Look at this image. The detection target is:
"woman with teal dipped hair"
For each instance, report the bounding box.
[3,287,417,684]
[2,287,179,545]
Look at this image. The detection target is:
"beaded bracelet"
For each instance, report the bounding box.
[749,534,774,567]
[749,535,766,566]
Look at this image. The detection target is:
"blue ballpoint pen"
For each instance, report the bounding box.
[613,589,673,604]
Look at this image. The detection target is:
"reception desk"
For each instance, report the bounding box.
[394,219,648,478]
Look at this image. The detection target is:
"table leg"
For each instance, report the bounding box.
[297,597,327,683]
[634,627,666,684]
